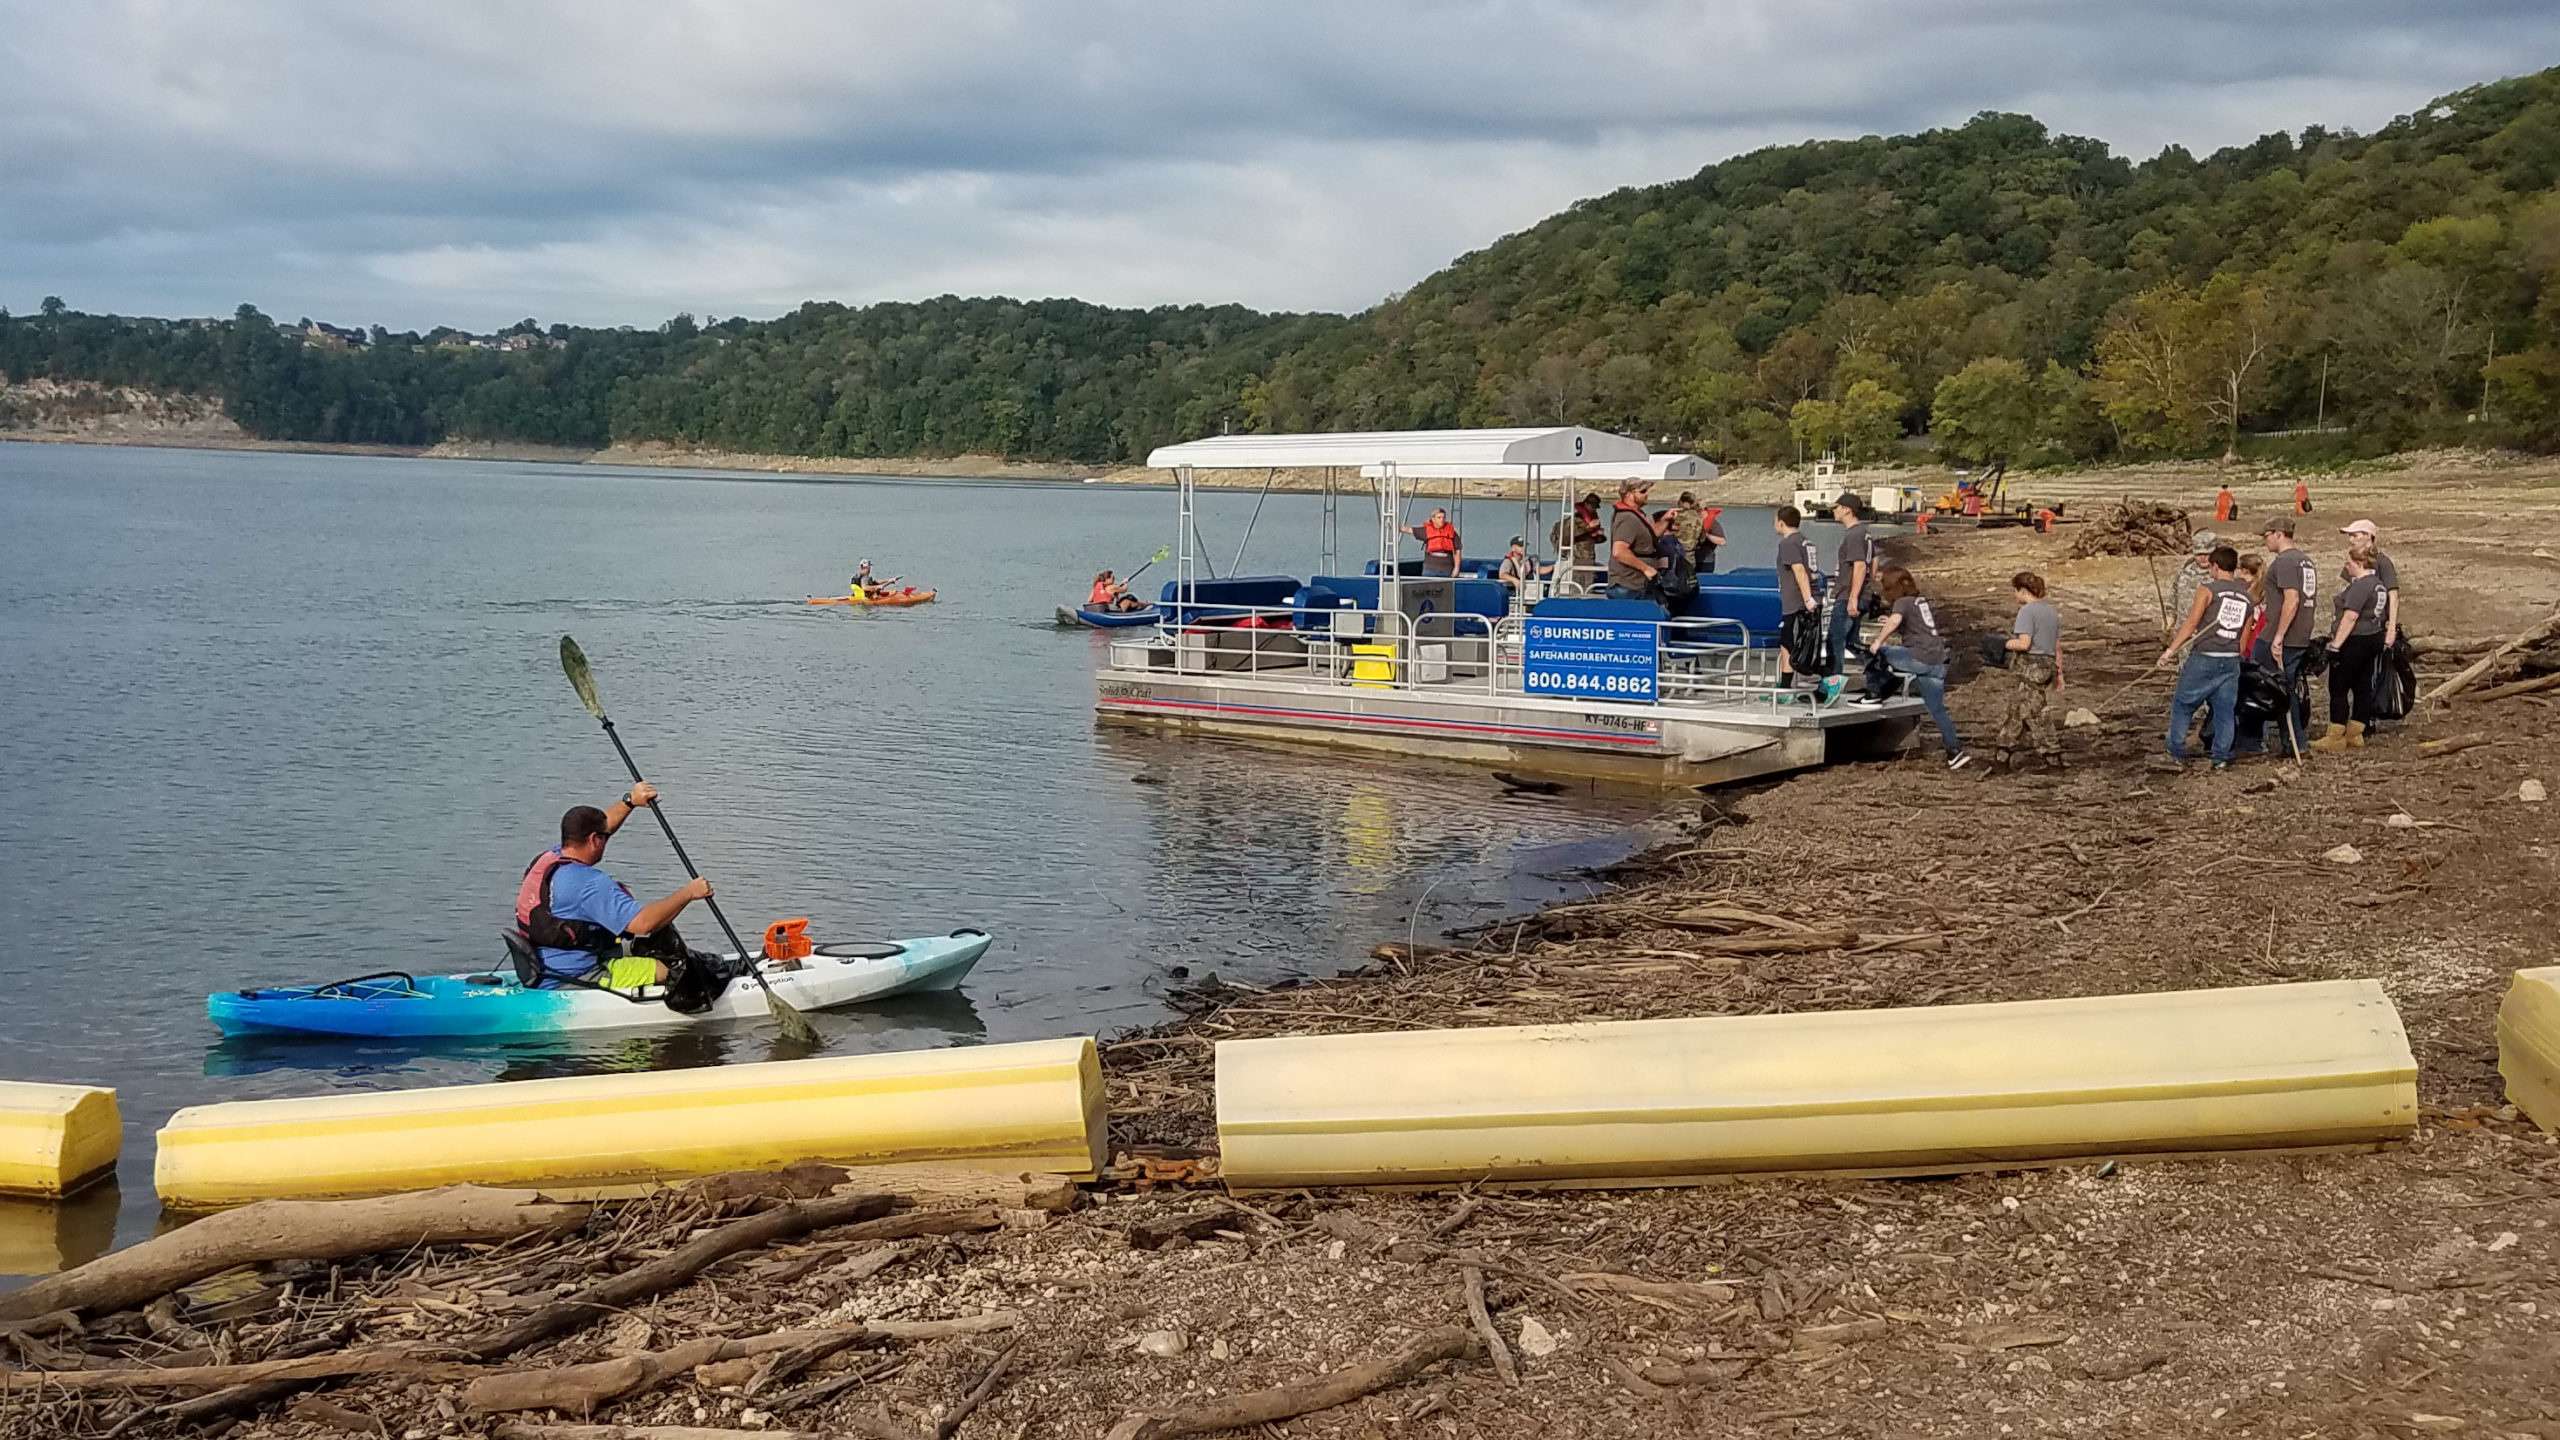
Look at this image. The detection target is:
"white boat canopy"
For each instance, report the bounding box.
[1146,427,1647,471]
[1357,454,1718,484]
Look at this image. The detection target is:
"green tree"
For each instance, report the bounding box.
[1838,380,1908,463]
[1788,398,1841,460]
[1931,357,2045,464]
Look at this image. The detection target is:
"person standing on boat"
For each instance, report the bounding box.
[1773,505,1818,693]
[1696,504,1726,574]
[1823,494,1877,692]
[1399,508,1462,577]
[1552,494,1604,593]
[1496,537,1539,599]
[1669,494,1705,568]
[1605,479,1660,601]
[516,786,714,990]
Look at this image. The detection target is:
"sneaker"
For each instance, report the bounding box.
[1851,692,1885,707]
[2209,760,2230,772]
[2148,756,2186,774]
[1946,752,1973,772]
[1817,676,1846,703]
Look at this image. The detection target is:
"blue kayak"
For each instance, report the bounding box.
[1059,604,1162,629]
[208,932,990,1038]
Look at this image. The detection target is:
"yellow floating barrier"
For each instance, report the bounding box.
[1217,981,2416,1189]
[157,1037,1103,1209]
[2497,966,2560,1131]
[0,1081,121,1198]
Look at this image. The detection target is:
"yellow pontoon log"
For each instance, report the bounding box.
[2498,966,2560,1131]
[1217,981,2417,1189]
[157,1037,1103,1209]
[0,1081,121,1198]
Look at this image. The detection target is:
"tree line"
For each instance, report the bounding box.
[8,64,2560,466]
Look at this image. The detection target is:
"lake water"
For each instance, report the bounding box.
[0,443,1739,1270]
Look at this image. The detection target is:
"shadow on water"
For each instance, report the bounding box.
[0,1186,121,1277]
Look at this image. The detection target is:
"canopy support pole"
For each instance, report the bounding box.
[1230,466,1277,577]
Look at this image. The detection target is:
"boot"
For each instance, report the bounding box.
[2310,722,2352,754]
[2343,720,2366,748]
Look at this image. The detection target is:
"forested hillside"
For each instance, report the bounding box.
[8,64,2560,465]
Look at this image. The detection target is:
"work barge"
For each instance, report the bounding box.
[1092,427,1922,784]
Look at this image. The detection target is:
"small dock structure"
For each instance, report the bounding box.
[1093,427,1922,783]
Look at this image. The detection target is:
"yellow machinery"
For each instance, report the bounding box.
[2498,966,2560,1131]
[1217,981,2416,1188]
[0,1081,121,1198]
[157,1037,1102,1208]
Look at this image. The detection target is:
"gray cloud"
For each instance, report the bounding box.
[2,1,2555,329]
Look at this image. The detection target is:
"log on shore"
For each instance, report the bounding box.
[1104,1325,1475,1439]
[2421,610,2560,704]
[2463,670,2560,704]
[0,1185,590,1322]
[456,1192,895,1361]
[0,1346,471,1393]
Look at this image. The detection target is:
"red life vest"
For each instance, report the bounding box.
[515,850,626,970]
[1088,579,1116,605]
[1421,518,1458,555]
[1700,506,1722,531]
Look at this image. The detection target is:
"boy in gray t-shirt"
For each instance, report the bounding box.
[1772,506,1818,690]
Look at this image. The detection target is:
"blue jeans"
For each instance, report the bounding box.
[1879,645,1959,755]
[2168,652,2241,763]
[1606,583,1652,602]
[1824,601,1862,676]
[2236,642,2310,755]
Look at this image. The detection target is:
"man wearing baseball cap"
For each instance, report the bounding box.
[2237,516,2316,756]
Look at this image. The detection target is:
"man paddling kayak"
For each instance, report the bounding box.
[515,782,715,989]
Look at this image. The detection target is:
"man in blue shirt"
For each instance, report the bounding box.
[514,781,714,989]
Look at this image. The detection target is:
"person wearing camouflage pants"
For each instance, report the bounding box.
[1992,653,2062,763]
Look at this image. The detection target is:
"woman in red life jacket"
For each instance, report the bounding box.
[1402,508,1462,577]
[1087,570,1143,612]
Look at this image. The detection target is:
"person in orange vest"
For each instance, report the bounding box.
[2293,480,2312,516]
[1401,507,1462,577]
[2214,484,2236,523]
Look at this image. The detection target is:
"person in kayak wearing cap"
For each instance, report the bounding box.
[515,783,714,990]
[849,559,903,601]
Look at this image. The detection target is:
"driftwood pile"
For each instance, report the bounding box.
[2066,500,2193,559]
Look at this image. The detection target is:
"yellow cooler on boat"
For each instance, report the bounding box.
[156,1037,1103,1209]
[1217,980,2417,1189]
[0,1081,121,1198]
[1349,643,1398,688]
[2498,966,2560,1131]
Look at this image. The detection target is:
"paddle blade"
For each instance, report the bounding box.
[1148,544,1171,563]
[765,984,820,1045]
[559,636,607,720]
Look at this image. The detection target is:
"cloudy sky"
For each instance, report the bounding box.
[4,2,2556,331]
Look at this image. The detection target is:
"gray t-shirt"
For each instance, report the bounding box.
[1606,506,1658,591]
[1891,595,1948,665]
[2265,548,2318,647]
[1835,523,1875,604]
[1776,532,1814,615]
[2335,573,2385,636]
[2013,599,2060,656]
[2196,577,2251,657]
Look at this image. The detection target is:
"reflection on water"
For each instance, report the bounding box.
[0,1186,120,1276]
[1,445,1668,1274]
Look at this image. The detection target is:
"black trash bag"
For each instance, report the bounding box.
[630,925,738,1016]
[1862,650,1904,701]
[2374,637,2417,720]
[2236,660,2289,722]
[2299,637,2332,678]
[1781,610,1822,675]
[1977,632,2012,669]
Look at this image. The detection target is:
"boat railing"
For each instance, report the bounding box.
[1104,602,1800,712]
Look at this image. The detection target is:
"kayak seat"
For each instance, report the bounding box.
[501,929,545,988]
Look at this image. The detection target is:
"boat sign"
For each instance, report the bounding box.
[1523,619,1658,702]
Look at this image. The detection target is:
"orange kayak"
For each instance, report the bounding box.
[808,589,936,607]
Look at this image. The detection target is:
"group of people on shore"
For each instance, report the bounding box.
[2154,514,2404,769]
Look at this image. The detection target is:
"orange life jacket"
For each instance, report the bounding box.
[1089,579,1116,605]
[1421,518,1458,555]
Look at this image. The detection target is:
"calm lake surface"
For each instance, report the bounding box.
[0,443,1754,1269]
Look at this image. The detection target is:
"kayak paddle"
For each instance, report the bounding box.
[1121,544,1173,587]
[557,636,822,1045]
